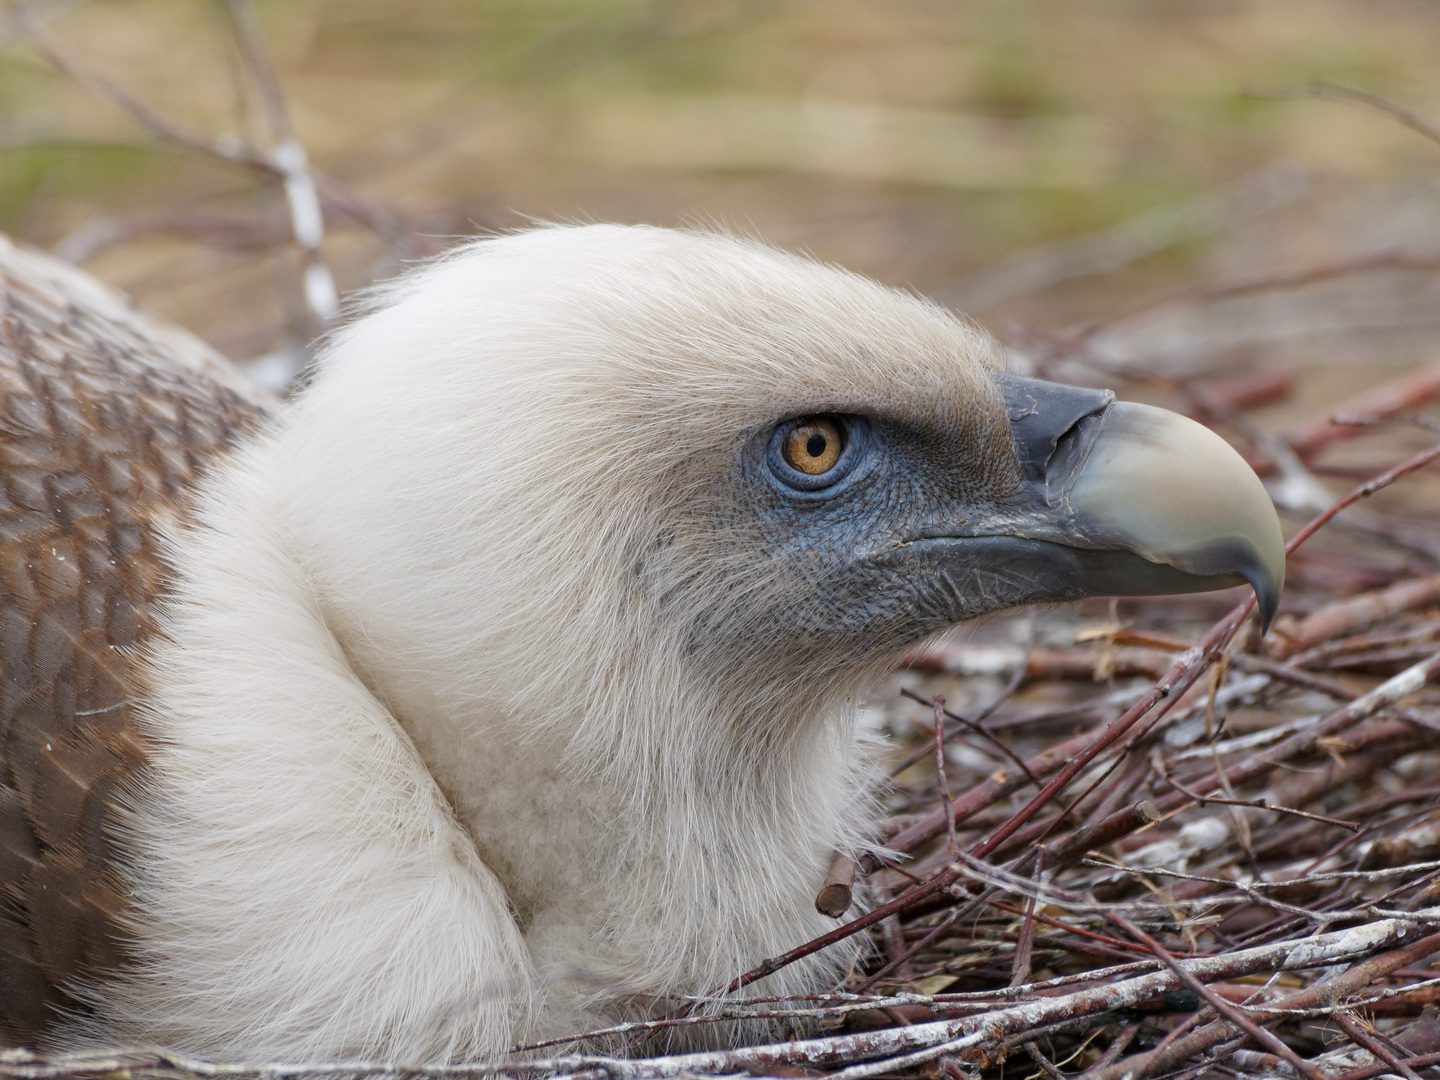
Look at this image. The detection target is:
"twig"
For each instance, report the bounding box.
[1089,857,1440,891]
[1272,574,1440,657]
[1056,249,1440,356]
[1283,444,1440,553]
[1089,1023,1141,1073]
[1010,889,1040,989]
[970,609,1247,860]
[15,6,439,263]
[855,906,966,993]
[716,867,966,997]
[1332,1011,1425,1080]
[1023,1040,1067,1080]
[1232,654,1360,700]
[985,898,1152,958]
[1331,1050,1440,1080]
[1084,931,1440,1080]
[938,162,1306,312]
[1248,80,1440,148]
[866,723,1108,872]
[1151,650,1440,822]
[892,690,1041,785]
[1079,857,1416,925]
[1107,911,1326,1080]
[1288,362,1440,459]
[1159,766,1359,832]
[977,611,1040,723]
[217,0,336,329]
[815,851,858,919]
[934,696,959,859]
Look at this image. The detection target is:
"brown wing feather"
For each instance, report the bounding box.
[0,239,271,1045]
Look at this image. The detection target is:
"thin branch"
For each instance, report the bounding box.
[1009,890,1040,989]
[933,695,959,859]
[894,689,1041,785]
[14,917,1431,1080]
[217,0,292,145]
[1084,932,1440,1080]
[969,610,1246,861]
[1159,765,1360,832]
[1105,911,1326,1080]
[15,5,439,262]
[1247,80,1440,148]
[1331,1012,1424,1080]
[1068,249,1440,349]
[218,0,335,329]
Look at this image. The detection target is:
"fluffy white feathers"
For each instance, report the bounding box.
[85,226,1006,1060]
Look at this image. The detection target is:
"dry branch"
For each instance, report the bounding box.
[6,916,1420,1080]
[1287,362,1440,459]
[1085,931,1440,1080]
[15,4,440,265]
[1272,574,1440,656]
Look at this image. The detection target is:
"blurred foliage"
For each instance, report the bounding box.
[0,0,1438,359]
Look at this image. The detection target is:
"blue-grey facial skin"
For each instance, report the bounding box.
[667,374,1279,683]
[734,410,1106,655]
[676,405,1037,675]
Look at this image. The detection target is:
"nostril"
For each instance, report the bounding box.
[994,372,1115,489]
[1044,410,1108,492]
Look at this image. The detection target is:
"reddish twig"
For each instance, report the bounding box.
[814,852,858,919]
[1052,249,1440,357]
[1009,890,1039,989]
[1332,1011,1425,1080]
[1105,910,1326,1080]
[969,607,1246,861]
[1272,573,1440,657]
[1087,931,1440,1080]
[892,691,1042,786]
[933,696,959,859]
[1158,765,1360,832]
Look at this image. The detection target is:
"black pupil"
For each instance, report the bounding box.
[806,432,828,458]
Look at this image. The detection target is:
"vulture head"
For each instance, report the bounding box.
[75,225,1281,1060]
[283,223,1279,745]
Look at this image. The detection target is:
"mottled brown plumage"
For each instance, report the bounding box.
[0,238,269,1044]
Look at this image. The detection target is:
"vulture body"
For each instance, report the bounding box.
[0,225,1284,1059]
[0,238,270,1040]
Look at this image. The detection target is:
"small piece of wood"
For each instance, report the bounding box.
[814,851,857,918]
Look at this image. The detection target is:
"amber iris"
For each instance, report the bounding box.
[782,418,843,475]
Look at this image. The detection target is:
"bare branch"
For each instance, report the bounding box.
[1247,80,1440,148]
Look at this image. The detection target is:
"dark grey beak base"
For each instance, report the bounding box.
[894,536,1250,629]
[958,373,1286,630]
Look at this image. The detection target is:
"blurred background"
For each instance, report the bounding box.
[0,3,1437,355]
[3,0,1440,623]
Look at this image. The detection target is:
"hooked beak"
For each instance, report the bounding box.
[890,373,1285,632]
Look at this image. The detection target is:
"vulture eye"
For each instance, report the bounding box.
[783,418,843,475]
[767,414,866,494]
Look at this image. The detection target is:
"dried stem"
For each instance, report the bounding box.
[216,0,336,330]
[15,4,439,267]
[1247,80,1440,148]
[933,695,959,859]
[1104,910,1326,1080]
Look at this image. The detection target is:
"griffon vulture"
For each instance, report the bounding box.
[0,225,1283,1059]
